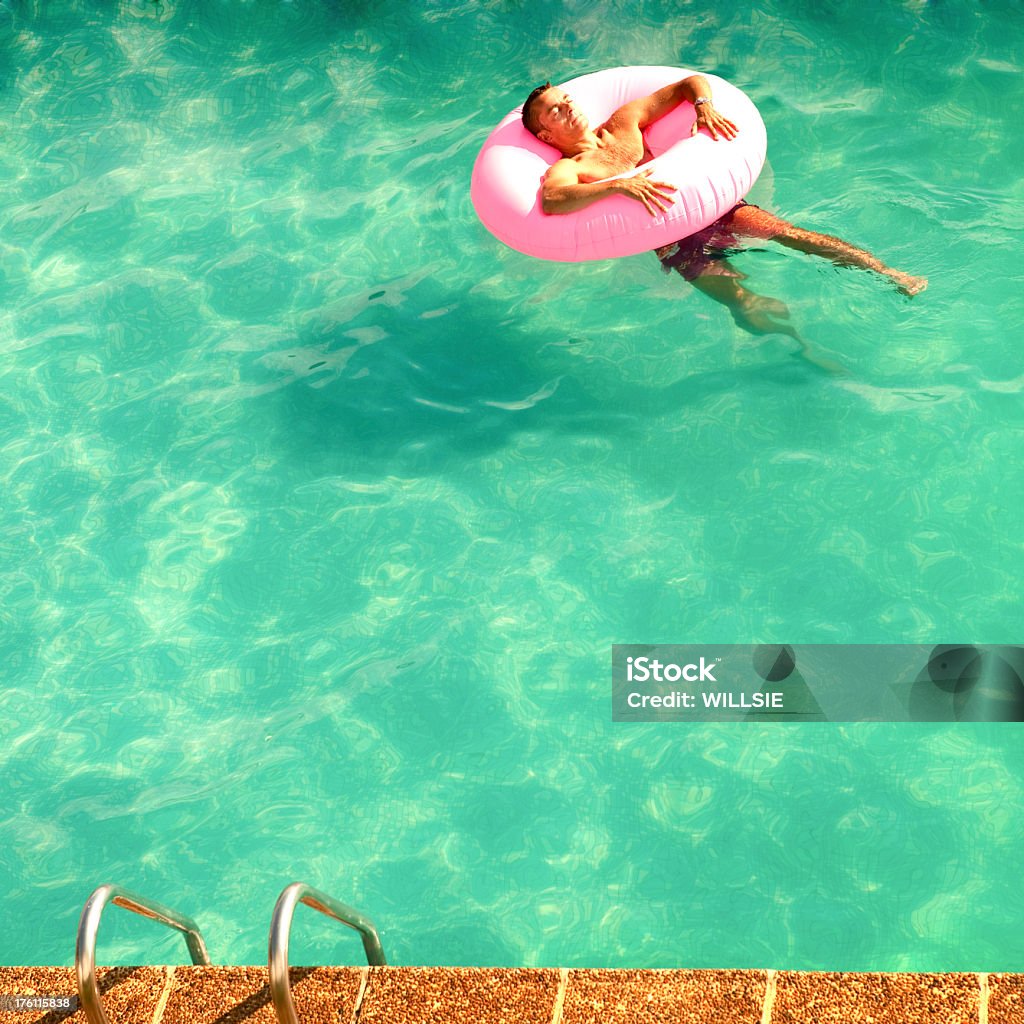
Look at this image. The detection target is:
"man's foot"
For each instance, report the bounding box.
[732,294,799,339]
[732,295,848,375]
[888,270,928,297]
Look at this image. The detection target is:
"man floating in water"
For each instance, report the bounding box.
[521,74,927,340]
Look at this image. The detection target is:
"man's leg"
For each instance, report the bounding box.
[676,259,847,374]
[655,240,798,336]
[688,263,800,339]
[726,204,928,295]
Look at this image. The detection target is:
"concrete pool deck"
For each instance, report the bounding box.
[3,966,1023,1024]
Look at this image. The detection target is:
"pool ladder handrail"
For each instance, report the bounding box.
[269,882,387,1024]
[76,884,211,1024]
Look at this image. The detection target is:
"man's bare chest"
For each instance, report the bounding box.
[574,127,653,183]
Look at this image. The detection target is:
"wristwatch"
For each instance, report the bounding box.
[694,96,711,107]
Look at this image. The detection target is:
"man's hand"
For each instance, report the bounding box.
[691,102,738,141]
[615,168,677,217]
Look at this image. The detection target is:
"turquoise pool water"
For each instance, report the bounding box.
[2,0,1024,970]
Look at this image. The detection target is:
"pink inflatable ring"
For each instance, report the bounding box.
[471,66,767,263]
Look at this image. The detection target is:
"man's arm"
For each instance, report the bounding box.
[541,160,676,216]
[609,74,738,140]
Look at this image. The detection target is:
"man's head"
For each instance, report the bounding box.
[521,82,552,136]
[522,82,590,153]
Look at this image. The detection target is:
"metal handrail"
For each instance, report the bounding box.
[76,884,211,1024]
[269,883,386,1024]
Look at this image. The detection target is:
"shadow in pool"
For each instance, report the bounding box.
[258,281,821,476]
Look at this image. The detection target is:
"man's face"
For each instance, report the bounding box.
[534,87,589,148]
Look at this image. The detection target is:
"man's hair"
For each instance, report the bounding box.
[521,81,552,136]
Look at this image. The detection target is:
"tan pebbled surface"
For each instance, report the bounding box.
[160,966,362,1024]
[772,970,980,1024]
[0,967,167,1024]
[988,973,1024,1024]
[357,967,559,1024]
[562,968,766,1024]
[2,965,1014,1024]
